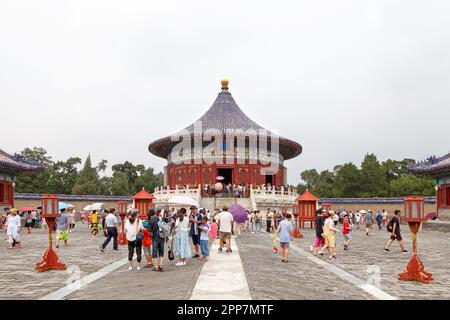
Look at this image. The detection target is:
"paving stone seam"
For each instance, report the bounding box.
[38,258,129,300]
[261,231,397,300]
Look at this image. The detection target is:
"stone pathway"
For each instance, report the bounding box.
[285,226,450,300]
[236,232,373,300]
[190,239,251,300]
[0,224,123,299]
[2,222,450,300]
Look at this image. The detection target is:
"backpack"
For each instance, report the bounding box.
[158,220,171,239]
[386,219,393,232]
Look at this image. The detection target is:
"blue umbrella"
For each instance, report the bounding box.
[59,202,73,210]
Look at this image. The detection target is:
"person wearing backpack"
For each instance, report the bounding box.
[385,210,408,253]
[124,209,144,271]
[148,208,167,272]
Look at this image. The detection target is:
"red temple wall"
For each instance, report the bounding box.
[165,162,286,188]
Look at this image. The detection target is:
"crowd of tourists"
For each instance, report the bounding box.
[307,208,408,260]
[2,203,411,272]
[97,205,236,272]
[265,207,410,263]
[1,206,78,249]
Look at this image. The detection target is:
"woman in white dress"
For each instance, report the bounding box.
[173,208,191,266]
[6,209,22,249]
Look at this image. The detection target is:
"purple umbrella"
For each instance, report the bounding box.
[228,204,248,223]
[424,212,437,221]
[216,176,225,181]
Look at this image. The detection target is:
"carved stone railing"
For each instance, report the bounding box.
[249,186,298,206]
[153,185,202,203]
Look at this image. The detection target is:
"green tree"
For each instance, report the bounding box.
[134,168,164,194]
[296,183,307,195]
[15,147,53,193]
[300,169,320,190]
[314,170,335,197]
[72,155,101,195]
[46,157,82,194]
[111,172,130,195]
[333,162,361,197]
[112,161,145,193]
[359,154,389,197]
[389,174,436,197]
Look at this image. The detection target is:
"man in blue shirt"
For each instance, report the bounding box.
[56,208,69,248]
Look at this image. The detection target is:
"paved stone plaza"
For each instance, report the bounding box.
[1,223,449,300]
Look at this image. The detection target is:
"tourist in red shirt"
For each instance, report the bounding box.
[142,219,153,267]
[342,215,352,250]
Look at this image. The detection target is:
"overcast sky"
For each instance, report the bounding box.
[1,0,450,185]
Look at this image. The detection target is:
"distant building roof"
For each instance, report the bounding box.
[132,187,154,200]
[295,190,320,202]
[408,152,450,177]
[0,149,44,173]
[149,80,302,161]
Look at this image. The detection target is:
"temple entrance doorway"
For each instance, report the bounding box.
[217,168,233,186]
[265,174,273,186]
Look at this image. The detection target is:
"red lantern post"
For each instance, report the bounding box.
[132,187,154,220]
[398,195,433,284]
[35,194,66,272]
[117,200,128,245]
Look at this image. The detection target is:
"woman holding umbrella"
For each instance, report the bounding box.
[228,204,248,238]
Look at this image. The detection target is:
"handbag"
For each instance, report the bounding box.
[168,239,175,261]
[136,218,143,241]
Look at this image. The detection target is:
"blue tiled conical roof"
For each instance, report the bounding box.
[149,81,302,161]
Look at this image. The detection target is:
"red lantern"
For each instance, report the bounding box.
[295,190,319,229]
[132,188,154,220]
[35,194,66,272]
[398,196,432,284]
[117,200,128,245]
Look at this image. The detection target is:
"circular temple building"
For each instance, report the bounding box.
[149,80,302,189]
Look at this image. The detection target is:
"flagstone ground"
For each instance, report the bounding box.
[1,222,449,300]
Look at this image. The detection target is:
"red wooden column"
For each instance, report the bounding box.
[8,182,14,208]
[132,188,154,220]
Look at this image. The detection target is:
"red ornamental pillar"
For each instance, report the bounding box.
[132,187,154,220]
[398,196,433,284]
[35,194,66,272]
[117,200,128,245]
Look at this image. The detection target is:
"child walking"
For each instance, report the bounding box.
[199,216,210,261]
[209,218,218,240]
[342,215,352,250]
[274,213,293,263]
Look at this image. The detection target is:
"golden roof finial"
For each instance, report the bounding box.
[221,79,229,92]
